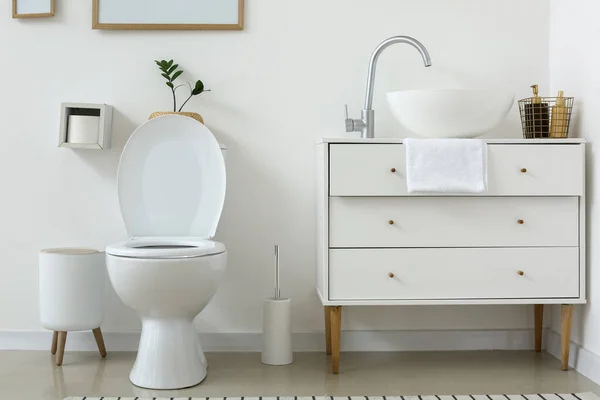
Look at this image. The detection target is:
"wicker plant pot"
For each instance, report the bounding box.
[149,111,204,124]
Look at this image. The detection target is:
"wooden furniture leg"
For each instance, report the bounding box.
[325,307,332,355]
[92,328,107,358]
[51,331,58,355]
[561,304,573,371]
[56,332,67,366]
[330,306,342,374]
[534,304,543,352]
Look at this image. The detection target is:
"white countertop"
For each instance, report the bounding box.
[317,137,586,144]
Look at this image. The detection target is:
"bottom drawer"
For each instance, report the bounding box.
[329,248,579,301]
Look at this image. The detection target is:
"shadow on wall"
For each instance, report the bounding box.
[194,124,312,332]
[571,93,587,135]
[111,109,140,150]
[200,125,272,331]
[67,111,145,333]
[69,109,139,181]
[578,138,594,350]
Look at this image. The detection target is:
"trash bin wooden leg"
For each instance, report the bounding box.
[51,331,58,355]
[92,328,107,358]
[56,332,67,366]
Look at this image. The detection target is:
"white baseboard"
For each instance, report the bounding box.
[7,328,600,386]
[546,329,600,385]
[0,328,537,352]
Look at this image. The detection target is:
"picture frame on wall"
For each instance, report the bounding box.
[92,0,244,31]
[12,0,55,18]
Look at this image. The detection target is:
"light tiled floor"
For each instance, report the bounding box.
[0,351,598,400]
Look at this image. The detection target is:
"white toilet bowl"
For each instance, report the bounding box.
[106,115,227,390]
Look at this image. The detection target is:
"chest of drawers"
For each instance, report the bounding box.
[316,138,586,374]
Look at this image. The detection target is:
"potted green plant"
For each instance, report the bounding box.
[149,59,208,123]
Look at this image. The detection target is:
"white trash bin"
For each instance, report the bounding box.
[39,248,107,366]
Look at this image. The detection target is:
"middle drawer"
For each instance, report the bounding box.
[329,196,579,248]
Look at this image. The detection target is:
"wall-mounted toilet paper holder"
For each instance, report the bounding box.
[58,102,113,150]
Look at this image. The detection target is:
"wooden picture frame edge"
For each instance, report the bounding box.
[92,0,244,30]
[12,0,55,18]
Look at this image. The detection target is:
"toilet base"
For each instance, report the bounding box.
[130,317,208,390]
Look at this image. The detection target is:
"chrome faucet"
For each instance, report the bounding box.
[345,36,432,139]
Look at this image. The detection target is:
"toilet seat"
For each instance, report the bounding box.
[116,115,226,240]
[106,237,225,259]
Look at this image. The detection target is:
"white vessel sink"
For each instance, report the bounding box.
[386,89,515,138]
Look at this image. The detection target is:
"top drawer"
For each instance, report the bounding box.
[329,144,584,196]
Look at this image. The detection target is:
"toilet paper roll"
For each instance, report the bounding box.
[67,115,100,144]
[261,297,293,366]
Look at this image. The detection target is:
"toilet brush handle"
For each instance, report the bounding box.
[274,245,280,299]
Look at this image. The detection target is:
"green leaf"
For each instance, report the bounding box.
[171,70,184,81]
[161,73,171,81]
[156,60,169,73]
[167,59,174,68]
[191,80,204,96]
[166,82,174,88]
[168,64,179,74]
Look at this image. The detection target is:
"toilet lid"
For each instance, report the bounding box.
[118,115,226,239]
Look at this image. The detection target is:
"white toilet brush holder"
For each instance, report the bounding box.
[261,245,293,366]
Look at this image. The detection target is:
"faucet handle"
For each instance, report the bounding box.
[344,104,354,132]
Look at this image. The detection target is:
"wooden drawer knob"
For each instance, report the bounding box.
[388,272,395,278]
[518,270,525,276]
[388,220,395,225]
[390,168,397,173]
[521,168,527,173]
[518,219,524,225]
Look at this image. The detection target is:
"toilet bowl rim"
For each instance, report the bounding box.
[106,237,226,259]
[107,250,226,260]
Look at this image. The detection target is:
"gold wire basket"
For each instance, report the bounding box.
[518,93,574,139]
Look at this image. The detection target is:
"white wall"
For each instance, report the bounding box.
[0,0,550,337]
[549,0,600,357]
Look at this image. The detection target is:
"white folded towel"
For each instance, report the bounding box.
[404,138,487,193]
